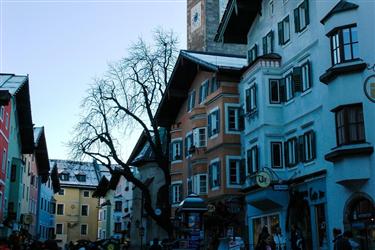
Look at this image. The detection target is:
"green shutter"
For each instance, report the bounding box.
[307,60,312,88]
[305,0,310,25]
[216,109,220,134]
[263,36,267,55]
[278,21,284,45]
[245,89,250,112]
[284,141,289,168]
[240,159,246,184]
[294,8,300,32]
[209,164,213,188]
[293,67,303,92]
[208,114,212,137]
[279,78,286,102]
[217,161,221,186]
[311,131,316,160]
[298,135,305,163]
[270,31,274,53]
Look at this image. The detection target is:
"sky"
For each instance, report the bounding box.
[0,0,187,160]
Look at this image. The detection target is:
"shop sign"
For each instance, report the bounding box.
[256,171,271,188]
[364,74,375,103]
[273,184,289,191]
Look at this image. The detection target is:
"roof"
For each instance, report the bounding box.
[155,50,246,127]
[33,127,50,183]
[320,0,359,24]
[51,159,101,189]
[215,0,262,44]
[0,73,34,153]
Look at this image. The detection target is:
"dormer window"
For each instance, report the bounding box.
[76,174,86,182]
[59,173,69,181]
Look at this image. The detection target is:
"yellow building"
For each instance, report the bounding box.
[52,160,101,248]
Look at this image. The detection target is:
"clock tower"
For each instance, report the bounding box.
[187,0,247,55]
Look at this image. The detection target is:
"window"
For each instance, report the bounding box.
[5,113,8,130]
[81,224,88,235]
[285,137,298,167]
[187,90,196,112]
[199,80,209,103]
[76,174,86,182]
[115,201,122,212]
[1,150,6,173]
[51,203,56,214]
[81,205,88,216]
[59,173,69,181]
[294,0,309,32]
[58,189,64,195]
[301,61,311,91]
[284,73,295,101]
[114,223,122,233]
[278,16,290,45]
[0,107,4,121]
[192,174,208,195]
[334,104,365,146]
[226,106,241,132]
[269,1,274,17]
[247,45,258,64]
[210,76,219,93]
[330,25,359,66]
[170,139,183,161]
[262,31,274,55]
[271,142,283,168]
[247,146,259,175]
[209,159,221,189]
[184,133,194,157]
[208,108,220,137]
[193,127,207,147]
[57,204,64,215]
[301,131,316,162]
[269,79,281,104]
[245,85,257,114]
[171,183,182,204]
[56,224,63,235]
[227,157,243,186]
[83,191,89,197]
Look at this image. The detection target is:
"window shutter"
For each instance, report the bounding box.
[191,90,196,109]
[217,161,221,186]
[240,159,246,184]
[307,60,312,87]
[311,131,316,160]
[298,135,305,163]
[178,184,183,202]
[246,150,251,174]
[239,108,245,131]
[293,67,303,92]
[304,0,310,26]
[184,137,188,157]
[279,78,286,102]
[270,31,274,53]
[216,109,220,133]
[169,142,173,160]
[262,36,267,55]
[209,164,213,188]
[255,146,259,172]
[253,85,257,110]
[199,85,203,103]
[278,21,284,45]
[208,114,212,137]
[284,141,289,168]
[254,44,258,58]
[294,8,300,32]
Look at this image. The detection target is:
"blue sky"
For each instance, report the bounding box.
[1,0,187,160]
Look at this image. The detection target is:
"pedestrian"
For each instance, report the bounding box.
[273,225,286,250]
[290,224,305,250]
[256,226,275,250]
[149,238,162,250]
[44,234,59,250]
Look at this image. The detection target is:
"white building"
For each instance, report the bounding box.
[216,0,375,249]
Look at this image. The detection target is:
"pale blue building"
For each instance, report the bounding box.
[216,0,375,249]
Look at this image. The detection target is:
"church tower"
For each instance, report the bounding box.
[187,0,247,55]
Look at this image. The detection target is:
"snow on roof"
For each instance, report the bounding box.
[51,159,100,188]
[0,74,28,95]
[181,50,247,70]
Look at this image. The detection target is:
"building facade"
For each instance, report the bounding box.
[216,0,375,249]
[52,160,100,248]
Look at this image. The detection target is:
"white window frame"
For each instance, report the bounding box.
[80,224,88,236]
[199,80,209,104]
[81,204,89,216]
[226,156,242,188]
[269,0,274,17]
[271,141,283,169]
[210,158,220,191]
[193,127,207,147]
[56,223,63,235]
[285,137,298,168]
[1,149,6,173]
[187,90,196,112]
[284,73,294,101]
[208,107,220,139]
[301,61,311,92]
[247,146,259,176]
[171,138,183,163]
[303,131,315,162]
[187,177,193,195]
[225,103,241,134]
[171,181,182,206]
[5,113,8,130]
[192,174,208,195]
[269,79,281,104]
[246,83,257,114]
[185,131,194,158]
[0,107,4,122]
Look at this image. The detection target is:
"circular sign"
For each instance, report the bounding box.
[364,74,375,103]
[155,208,162,216]
[256,171,271,188]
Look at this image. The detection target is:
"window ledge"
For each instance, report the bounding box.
[319,61,367,84]
[325,143,374,162]
[300,88,312,97]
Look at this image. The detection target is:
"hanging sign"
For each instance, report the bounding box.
[273,184,289,191]
[256,171,271,188]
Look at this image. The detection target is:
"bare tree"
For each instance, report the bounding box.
[70,29,178,235]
